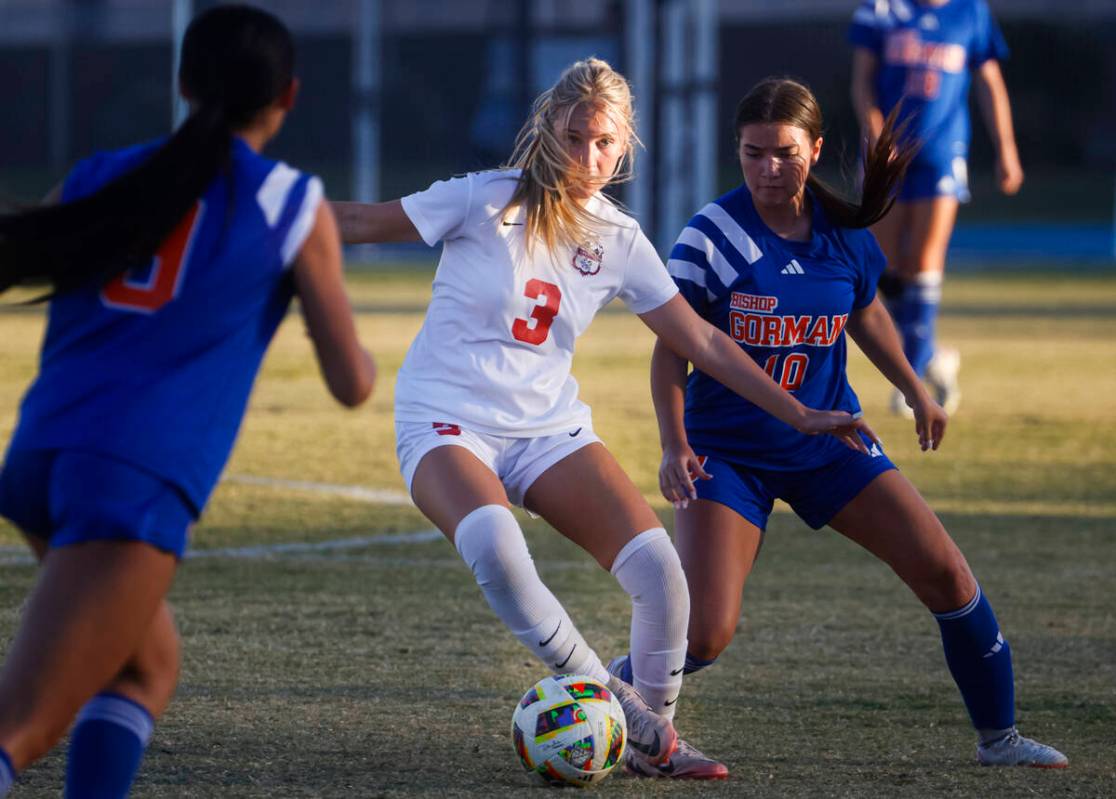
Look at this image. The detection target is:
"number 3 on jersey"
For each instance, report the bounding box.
[101,202,203,313]
[512,279,562,346]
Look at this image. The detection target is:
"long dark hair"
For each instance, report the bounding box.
[733,77,917,229]
[0,5,295,296]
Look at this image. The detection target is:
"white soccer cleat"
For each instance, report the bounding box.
[625,737,729,780]
[977,728,1068,769]
[605,674,677,766]
[926,346,962,415]
[890,387,915,419]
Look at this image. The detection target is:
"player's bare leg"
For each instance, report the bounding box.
[526,444,700,774]
[829,470,1067,767]
[409,444,510,541]
[673,499,763,663]
[0,541,176,769]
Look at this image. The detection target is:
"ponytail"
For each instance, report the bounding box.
[0,108,232,295]
[807,105,917,229]
[0,4,294,297]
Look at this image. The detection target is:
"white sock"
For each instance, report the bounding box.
[610,528,689,720]
[454,505,609,683]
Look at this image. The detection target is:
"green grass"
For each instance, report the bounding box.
[1,268,1114,796]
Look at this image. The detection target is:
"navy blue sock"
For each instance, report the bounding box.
[0,747,15,797]
[683,652,716,675]
[934,586,1015,733]
[896,274,941,377]
[65,693,154,799]
[616,654,634,685]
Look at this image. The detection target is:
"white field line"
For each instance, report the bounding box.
[0,474,432,566]
[223,473,414,506]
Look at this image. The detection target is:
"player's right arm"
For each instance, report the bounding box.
[292,199,376,407]
[850,48,884,146]
[330,200,423,244]
[650,338,711,508]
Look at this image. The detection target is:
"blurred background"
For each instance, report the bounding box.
[0,0,1113,263]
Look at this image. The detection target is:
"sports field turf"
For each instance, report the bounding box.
[1,267,1113,797]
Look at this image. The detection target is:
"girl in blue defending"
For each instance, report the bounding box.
[849,0,1024,414]
[630,77,1065,773]
[0,7,374,797]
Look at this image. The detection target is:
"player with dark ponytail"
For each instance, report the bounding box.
[623,76,1067,774]
[0,6,374,796]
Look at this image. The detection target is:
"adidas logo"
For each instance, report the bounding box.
[781,259,805,275]
[982,631,1005,659]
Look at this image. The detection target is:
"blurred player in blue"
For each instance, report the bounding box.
[629,77,1066,770]
[849,0,1024,414]
[0,6,374,797]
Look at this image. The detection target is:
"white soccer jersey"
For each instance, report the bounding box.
[395,169,678,436]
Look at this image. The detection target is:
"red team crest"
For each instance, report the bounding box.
[572,240,604,276]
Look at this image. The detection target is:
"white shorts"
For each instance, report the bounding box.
[395,420,602,507]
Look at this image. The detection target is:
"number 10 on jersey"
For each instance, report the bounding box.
[512,279,562,345]
[763,352,809,391]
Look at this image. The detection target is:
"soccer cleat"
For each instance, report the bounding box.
[605,672,677,766]
[926,346,962,415]
[890,388,915,419]
[625,737,730,780]
[976,728,1068,769]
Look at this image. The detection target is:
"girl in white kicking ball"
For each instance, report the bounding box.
[334,58,873,779]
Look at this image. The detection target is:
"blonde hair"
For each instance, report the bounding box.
[501,57,638,254]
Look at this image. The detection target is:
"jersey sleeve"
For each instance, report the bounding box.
[400,173,474,246]
[853,230,889,309]
[616,229,679,314]
[971,0,1010,66]
[847,0,886,54]
[278,176,324,269]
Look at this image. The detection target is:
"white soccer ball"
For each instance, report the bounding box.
[511,674,627,787]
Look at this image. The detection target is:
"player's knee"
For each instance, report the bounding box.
[686,630,732,662]
[911,554,976,614]
[686,616,736,662]
[110,620,182,715]
[455,504,530,587]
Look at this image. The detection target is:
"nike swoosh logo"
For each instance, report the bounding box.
[539,621,561,647]
[628,730,661,758]
[568,428,582,437]
[670,667,683,676]
[502,221,523,226]
[555,644,576,670]
[664,697,677,706]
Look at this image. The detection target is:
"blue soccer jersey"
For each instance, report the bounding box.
[848,0,1009,166]
[668,185,886,471]
[7,137,322,512]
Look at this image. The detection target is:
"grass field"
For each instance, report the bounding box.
[1,267,1114,797]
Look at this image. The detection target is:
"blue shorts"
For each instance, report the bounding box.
[692,439,897,531]
[899,155,970,203]
[0,448,195,558]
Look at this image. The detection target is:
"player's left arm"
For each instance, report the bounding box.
[973,59,1023,196]
[847,296,946,450]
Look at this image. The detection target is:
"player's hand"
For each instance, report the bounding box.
[910,393,948,451]
[659,441,712,510]
[795,409,878,455]
[996,151,1024,196]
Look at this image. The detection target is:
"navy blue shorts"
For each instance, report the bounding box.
[692,438,897,531]
[899,155,970,203]
[0,448,195,558]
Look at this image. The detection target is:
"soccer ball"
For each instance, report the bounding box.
[511,674,627,787]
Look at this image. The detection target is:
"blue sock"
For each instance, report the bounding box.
[683,652,717,675]
[933,586,1015,735]
[65,693,154,799]
[893,273,941,377]
[0,747,15,797]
